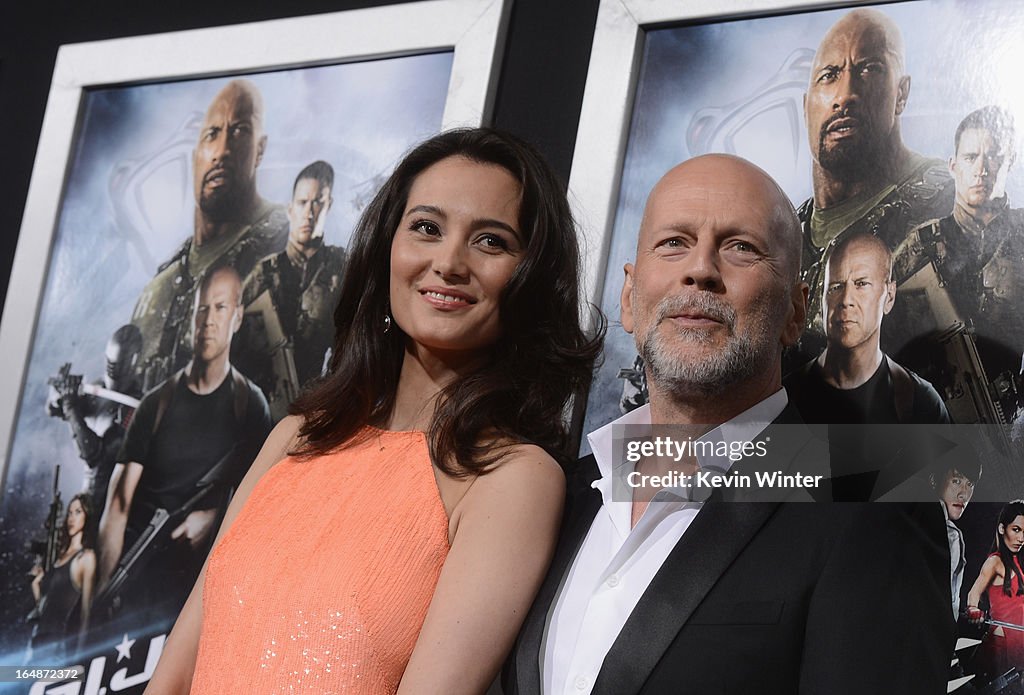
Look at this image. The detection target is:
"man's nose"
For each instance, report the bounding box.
[681,241,722,291]
[838,283,855,306]
[832,68,859,111]
[212,130,231,162]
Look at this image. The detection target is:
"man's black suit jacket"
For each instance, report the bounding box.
[504,406,954,695]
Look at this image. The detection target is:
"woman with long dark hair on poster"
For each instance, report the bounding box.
[144,128,603,694]
[28,493,97,660]
[967,500,1024,680]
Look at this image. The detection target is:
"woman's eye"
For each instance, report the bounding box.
[477,233,509,250]
[411,220,441,236]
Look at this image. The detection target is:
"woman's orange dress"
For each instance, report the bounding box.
[190,428,450,693]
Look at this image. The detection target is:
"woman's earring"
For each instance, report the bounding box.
[383,313,392,334]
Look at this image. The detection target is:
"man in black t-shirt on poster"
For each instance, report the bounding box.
[786,231,949,425]
[97,262,271,620]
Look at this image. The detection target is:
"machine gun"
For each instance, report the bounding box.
[937,322,1019,426]
[243,289,300,422]
[92,444,238,613]
[25,466,63,622]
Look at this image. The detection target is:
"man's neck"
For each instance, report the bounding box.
[811,143,911,210]
[818,343,883,389]
[646,373,782,428]
[286,238,321,265]
[193,192,263,246]
[186,356,232,395]
[954,196,1007,231]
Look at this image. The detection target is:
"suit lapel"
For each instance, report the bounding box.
[592,410,817,695]
[513,456,604,695]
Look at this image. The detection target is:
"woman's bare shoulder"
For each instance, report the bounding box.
[466,443,564,502]
[251,416,305,475]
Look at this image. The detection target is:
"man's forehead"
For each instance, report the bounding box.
[203,87,259,126]
[642,167,773,234]
[830,239,888,274]
[199,271,241,300]
[814,15,900,68]
[959,128,1009,153]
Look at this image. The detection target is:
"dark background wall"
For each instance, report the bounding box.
[0,0,600,315]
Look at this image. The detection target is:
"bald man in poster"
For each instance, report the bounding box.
[796,8,954,353]
[786,231,950,425]
[130,79,289,390]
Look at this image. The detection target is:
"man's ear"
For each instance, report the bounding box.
[895,75,911,116]
[232,305,244,334]
[781,282,809,347]
[883,280,897,315]
[621,263,636,335]
[255,134,268,168]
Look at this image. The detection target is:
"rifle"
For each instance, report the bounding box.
[93,444,238,612]
[244,289,299,422]
[936,322,1017,426]
[43,465,63,573]
[25,466,63,622]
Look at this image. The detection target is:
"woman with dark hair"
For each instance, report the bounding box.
[146,128,603,693]
[29,493,97,659]
[967,500,1024,679]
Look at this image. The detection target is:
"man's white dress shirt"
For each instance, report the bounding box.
[541,390,788,695]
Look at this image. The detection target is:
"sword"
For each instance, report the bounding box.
[986,617,1024,632]
[80,382,141,408]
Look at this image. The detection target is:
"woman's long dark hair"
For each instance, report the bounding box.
[994,500,1024,597]
[58,493,96,555]
[290,128,604,474]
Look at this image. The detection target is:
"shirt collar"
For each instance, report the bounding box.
[586,388,789,501]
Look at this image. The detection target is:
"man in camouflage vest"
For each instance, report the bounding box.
[130,79,288,391]
[237,160,346,420]
[796,9,953,363]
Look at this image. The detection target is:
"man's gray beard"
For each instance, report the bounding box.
[637,295,777,399]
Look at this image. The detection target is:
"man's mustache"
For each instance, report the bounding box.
[202,166,231,186]
[820,109,864,138]
[656,293,736,329]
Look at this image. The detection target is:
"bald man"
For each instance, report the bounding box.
[505,155,952,695]
[786,231,949,424]
[797,9,954,354]
[130,79,289,390]
[100,263,271,619]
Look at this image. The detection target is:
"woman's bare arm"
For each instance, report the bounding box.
[397,444,565,695]
[143,416,302,694]
[967,554,1002,621]
[76,550,97,632]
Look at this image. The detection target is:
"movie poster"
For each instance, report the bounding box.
[576,0,1024,688]
[0,53,452,693]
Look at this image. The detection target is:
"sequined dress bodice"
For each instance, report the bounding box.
[190,428,449,693]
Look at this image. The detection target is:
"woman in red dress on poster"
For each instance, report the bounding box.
[967,500,1024,682]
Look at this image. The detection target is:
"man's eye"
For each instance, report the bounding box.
[660,238,684,248]
[817,68,840,83]
[827,284,842,294]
